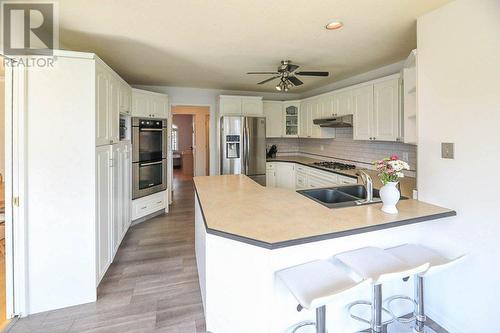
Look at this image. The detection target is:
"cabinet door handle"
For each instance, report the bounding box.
[141,206,147,210]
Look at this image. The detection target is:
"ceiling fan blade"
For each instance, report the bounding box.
[286,64,299,73]
[257,76,280,85]
[247,71,280,75]
[288,76,303,86]
[296,71,329,77]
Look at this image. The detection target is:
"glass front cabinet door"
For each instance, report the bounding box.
[284,104,299,137]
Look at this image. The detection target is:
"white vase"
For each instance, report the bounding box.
[379,181,400,214]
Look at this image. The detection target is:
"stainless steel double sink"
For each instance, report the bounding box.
[297,185,407,209]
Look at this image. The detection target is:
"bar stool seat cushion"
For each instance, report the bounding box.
[386,244,465,276]
[334,247,429,284]
[276,259,369,310]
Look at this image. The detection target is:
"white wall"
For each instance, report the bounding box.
[416,1,500,332]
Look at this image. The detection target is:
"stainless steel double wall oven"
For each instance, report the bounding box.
[132,118,168,199]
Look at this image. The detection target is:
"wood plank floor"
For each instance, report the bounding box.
[9,174,205,333]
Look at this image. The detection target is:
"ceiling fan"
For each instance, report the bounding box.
[247,60,329,92]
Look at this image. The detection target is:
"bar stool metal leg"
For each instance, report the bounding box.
[414,275,426,332]
[316,305,326,333]
[372,284,383,333]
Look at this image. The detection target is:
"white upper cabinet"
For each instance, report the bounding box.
[373,78,400,141]
[283,103,299,137]
[352,77,401,142]
[108,78,120,144]
[96,62,131,146]
[310,100,322,138]
[96,67,110,146]
[263,101,283,138]
[241,98,263,116]
[299,100,311,138]
[334,90,352,116]
[352,85,374,141]
[319,95,333,118]
[298,97,335,139]
[119,82,132,114]
[219,96,263,116]
[132,88,169,118]
[219,96,242,115]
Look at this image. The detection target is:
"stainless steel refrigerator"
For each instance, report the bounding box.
[220,116,266,185]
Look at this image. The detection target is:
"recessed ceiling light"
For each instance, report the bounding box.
[326,20,343,30]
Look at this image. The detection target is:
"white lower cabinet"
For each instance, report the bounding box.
[268,162,358,191]
[275,163,296,190]
[97,142,132,283]
[306,169,339,188]
[96,145,112,283]
[266,163,277,187]
[132,191,167,221]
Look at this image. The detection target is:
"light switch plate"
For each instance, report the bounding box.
[441,142,454,159]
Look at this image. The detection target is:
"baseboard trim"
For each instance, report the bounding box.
[131,209,166,226]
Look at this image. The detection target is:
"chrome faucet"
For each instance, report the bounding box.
[356,170,373,203]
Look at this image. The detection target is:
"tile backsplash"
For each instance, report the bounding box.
[266,128,417,170]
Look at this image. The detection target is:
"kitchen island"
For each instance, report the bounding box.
[194,175,455,333]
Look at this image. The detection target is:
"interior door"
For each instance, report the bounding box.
[244,117,266,177]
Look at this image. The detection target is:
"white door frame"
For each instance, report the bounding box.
[4,58,28,318]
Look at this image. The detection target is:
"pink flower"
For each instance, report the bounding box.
[390,155,398,161]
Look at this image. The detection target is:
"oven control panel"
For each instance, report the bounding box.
[139,120,163,129]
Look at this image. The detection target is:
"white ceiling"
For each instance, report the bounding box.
[59,0,451,93]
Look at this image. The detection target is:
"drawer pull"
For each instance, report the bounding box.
[141,206,147,210]
[156,201,162,204]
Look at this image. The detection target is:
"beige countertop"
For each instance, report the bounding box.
[267,155,417,198]
[193,175,455,249]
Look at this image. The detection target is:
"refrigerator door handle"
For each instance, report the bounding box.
[245,125,250,174]
[242,118,248,175]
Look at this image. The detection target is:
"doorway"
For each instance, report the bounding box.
[172,114,194,182]
[171,105,210,198]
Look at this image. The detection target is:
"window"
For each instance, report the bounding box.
[172,124,178,151]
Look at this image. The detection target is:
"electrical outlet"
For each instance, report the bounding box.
[402,152,409,161]
[320,145,324,151]
[441,142,455,159]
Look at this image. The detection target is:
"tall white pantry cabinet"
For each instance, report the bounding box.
[22,51,132,314]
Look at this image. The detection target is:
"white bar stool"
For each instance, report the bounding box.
[334,247,429,333]
[276,259,371,333]
[384,244,465,332]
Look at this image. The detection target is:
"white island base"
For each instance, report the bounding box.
[194,194,434,333]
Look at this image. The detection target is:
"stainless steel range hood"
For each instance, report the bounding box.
[313,114,353,128]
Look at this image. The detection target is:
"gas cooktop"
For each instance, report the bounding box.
[311,161,356,170]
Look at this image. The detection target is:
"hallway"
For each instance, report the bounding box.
[10,177,205,333]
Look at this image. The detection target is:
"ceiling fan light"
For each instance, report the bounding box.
[275,84,282,91]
